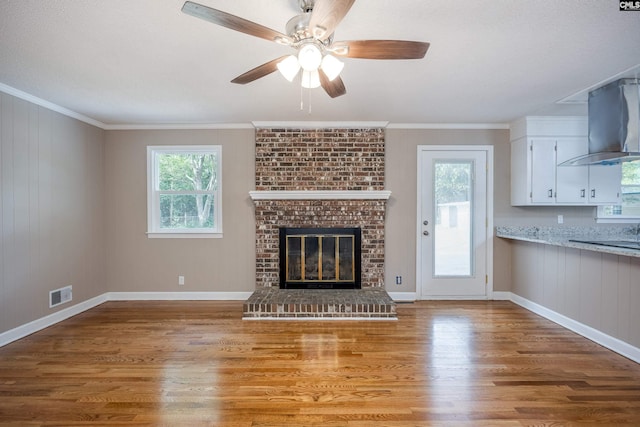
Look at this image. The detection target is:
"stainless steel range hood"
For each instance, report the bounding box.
[560,78,640,166]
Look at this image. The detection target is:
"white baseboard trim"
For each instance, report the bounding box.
[388,292,417,302]
[0,294,108,348]
[510,293,640,364]
[106,291,254,301]
[491,291,512,300]
[0,291,254,348]
[389,291,509,302]
[243,316,397,321]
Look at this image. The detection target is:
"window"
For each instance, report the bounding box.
[597,161,640,222]
[147,146,222,238]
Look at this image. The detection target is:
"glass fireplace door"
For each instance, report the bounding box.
[280,228,361,289]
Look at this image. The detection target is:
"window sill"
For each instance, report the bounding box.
[595,217,640,224]
[147,232,223,239]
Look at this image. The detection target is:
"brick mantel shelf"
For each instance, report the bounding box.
[249,190,391,201]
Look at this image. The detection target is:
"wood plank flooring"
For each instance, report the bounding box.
[1,300,640,426]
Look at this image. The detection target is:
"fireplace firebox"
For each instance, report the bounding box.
[279,227,362,289]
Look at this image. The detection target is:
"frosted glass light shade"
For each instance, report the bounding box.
[320,54,344,81]
[277,55,300,82]
[298,44,322,71]
[301,70,321,88]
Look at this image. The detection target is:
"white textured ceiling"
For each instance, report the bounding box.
[1,0,639,127]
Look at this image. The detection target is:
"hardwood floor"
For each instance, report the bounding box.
[1,300,640,426]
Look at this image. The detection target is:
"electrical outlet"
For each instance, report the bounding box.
[178,275,185,286]
[395,276,402,285]
[557,214,564,224]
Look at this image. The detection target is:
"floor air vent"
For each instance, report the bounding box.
[49,286,72,308]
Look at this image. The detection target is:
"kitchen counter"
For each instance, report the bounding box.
[496,226,640,258]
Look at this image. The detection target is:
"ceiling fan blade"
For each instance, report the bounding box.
[182,1,293,45]
[231,56,289,85]
[332,40,430,59]
[308,0,356,40]
[319,70,346,98]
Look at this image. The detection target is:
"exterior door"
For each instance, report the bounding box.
[417,146,492,299]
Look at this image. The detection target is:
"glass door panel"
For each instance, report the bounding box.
[433,161,473,277]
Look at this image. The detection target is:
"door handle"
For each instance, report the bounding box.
[581,189,586,198]
[423,230,430,236]
[423,220,429,226]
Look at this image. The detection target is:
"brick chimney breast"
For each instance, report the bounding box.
[253,128,387,289]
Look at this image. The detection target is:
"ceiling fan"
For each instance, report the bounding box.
[181,0,430,98]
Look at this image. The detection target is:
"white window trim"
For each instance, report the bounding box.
[595,207,640,223]
[596,162,640,223]
[147,145,222,238]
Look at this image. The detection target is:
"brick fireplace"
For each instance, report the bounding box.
[244,127,396,319]
[251,127,388,288]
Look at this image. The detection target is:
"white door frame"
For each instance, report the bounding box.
[415,145,494,300]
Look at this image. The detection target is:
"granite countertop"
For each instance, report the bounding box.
[496,225,640,258]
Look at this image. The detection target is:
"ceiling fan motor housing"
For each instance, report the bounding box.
[286,13,334,47]
[286,13,312,41]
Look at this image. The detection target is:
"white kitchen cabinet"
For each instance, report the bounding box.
[556,138,589,204]
[510,117,621,206]
[511,137,556,206]
[556,139,621,205]
[530,138,557,203]
[587,164,622,204]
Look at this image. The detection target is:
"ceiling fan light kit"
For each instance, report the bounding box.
[181,0,430,99]
[298,43,323,71]
[276,44,344,85]
[276,55,301,82]
[320,54,344,81]
[301,70,321,89]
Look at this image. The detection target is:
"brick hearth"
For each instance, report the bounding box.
[243,288,396,320]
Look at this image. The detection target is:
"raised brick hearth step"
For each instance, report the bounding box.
[243,288,397,320]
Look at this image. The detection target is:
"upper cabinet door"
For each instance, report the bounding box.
[588,164,622,205]
[556,138,589,204]
[530,138,557,204]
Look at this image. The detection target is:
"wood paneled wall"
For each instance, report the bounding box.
[510,240,640,348]
[0,92,106,334]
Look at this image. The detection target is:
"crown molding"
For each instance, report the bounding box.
[249,190,392,201]
[252,121,389,129]
[104,123,255,130]
[386,123,509,130]
[0,83,107,129]
[1,83,509,131]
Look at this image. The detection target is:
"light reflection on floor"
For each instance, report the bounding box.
[160,356,220,423]
[428,315,474,413]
